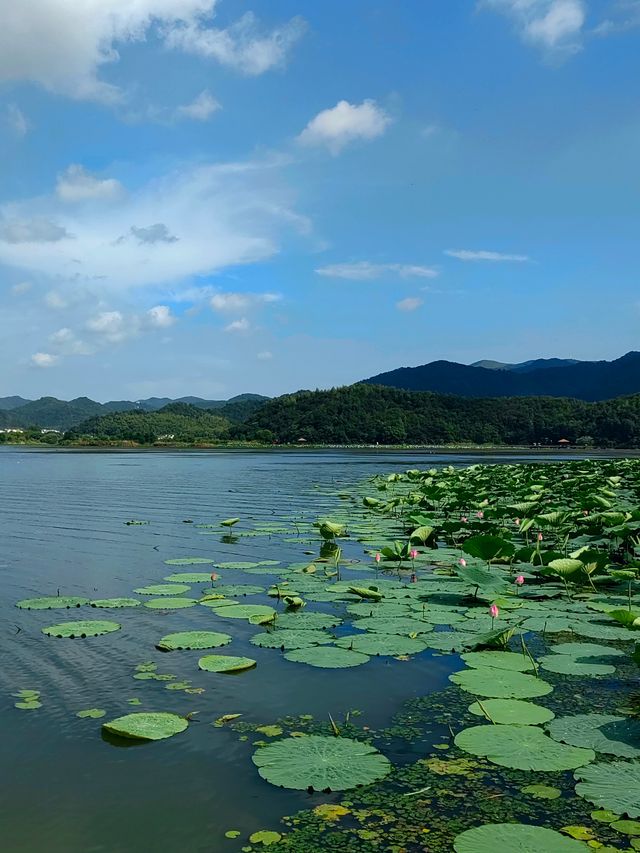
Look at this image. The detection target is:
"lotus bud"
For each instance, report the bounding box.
[489,604,499,619]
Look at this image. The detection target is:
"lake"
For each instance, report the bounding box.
[0,447,601,852]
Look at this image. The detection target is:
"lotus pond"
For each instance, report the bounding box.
[3,447,640,852]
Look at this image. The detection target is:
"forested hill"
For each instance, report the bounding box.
[362,351,640,401]
[65,403,232,443]
[238,384,640,446]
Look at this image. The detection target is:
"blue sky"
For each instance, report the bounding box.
[0,0,639,401]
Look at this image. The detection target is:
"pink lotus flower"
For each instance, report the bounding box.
[210,572,219,582]
[477,511,484,519]
[459,558,467,567]
[489,604,499,619]
[537,532,543,542]
[461,516,468,523]
[515,575,525,586]
[410,549,419,560]
[375,553,381,564]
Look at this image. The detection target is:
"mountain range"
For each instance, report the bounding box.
[363,352,640,401]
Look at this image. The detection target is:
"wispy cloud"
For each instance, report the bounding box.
[30,352,58,368]
[6,104,29,136]
[174,89,221,121]
[298,100,391,154]
[56,165,124,203]
[444,249,530,262]
[315,261,438,281]
[396,297,423,312]
[224,317,250,333]
[480,0,586,58]
[210,291,281,312]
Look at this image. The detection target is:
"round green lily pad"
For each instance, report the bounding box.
[43,620,121,638]
[468,699,555,725]
[249,830,282,845]
[575,762,640,817]
[461,651,533,672]
[209,584,265,597]
[591,810,619,823]
[539,655,616,677]
[15,700,42,709]
[134,584,190,596]
[454,823,588,852]
[76,708,106,718]
[143,598,197,609]
[157,631,232,651]
[549,642,625,658]
[547,714,640,758]
[164,557,216,565]
[252,734,391,791]
[211,604,276,621]
[334,633,427,656]
[90,598,141,608]
[103,712,188,741]
[198,655,256,673]
[351,616,433,635]
[250,630,333,650]
[17,596,88,610]
[450,668,553,699]
[455,724,595,770]
[275,612,342,631]
[521,783,562,799]
[284,646,370,668]
[164,573,214,583]
[611,820,640,835]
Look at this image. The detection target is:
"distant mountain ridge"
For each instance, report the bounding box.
[362,352,640,401]
[0,394,269,431]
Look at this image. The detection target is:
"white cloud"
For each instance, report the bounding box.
[444,249,530,262]
[0,1,305,102]
[146,305,176,328]
[593,2,640,37]
[210,291,281,312]
[56,165,124,203]
[0,217,71,244]
[298,100,391,154]
[86,310,130,343]
[257,350,272,360]
[31,351,58,368]
[481,0,586,56]
[396,297,423,312]
[6,104,29,136]
[175,89,220,121]
[11,281,32,295]
[49,327,93,355]
[167,11,306,75]
[0,155,303,289]
[315,261,438,281]
[224,317,250,333]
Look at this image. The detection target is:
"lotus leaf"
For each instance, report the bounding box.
[611,820,640,835]
[103,712,188,741]
[468,699,555,725]
[157,631,232,651]
[143,597,197,609]
[455,724,594,770]
[198,655,256,673]
[275,612,342,630]
[249,830,282,845]
[164,557,216,565]
[575,762,640,816]
[76,708,106,718]
[450,668,553,698]
[521,784,562,799]
[134,584,190,596]
[461,651,533,672]
[284,646,370,668]
[453,823,587,852]
[351,616,433,635]
[335,633,427,656]
[43,620,121,638]
[164,573,214,582]
[207,584,265,597]
[211,604,276,621]
[252,734,391,791]
[547,714,640,758]
[462,535,515,562]
[549,642,625,658]
[90,598,141,608]
[17,596,88,610]
[250,630,333,650]
[539,654,615,676]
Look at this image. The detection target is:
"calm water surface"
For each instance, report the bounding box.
[0,447,597,853]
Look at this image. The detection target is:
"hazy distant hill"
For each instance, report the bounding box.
[0,396,32,410]
[0,393,269,431]
[363,352,640,401]
[470,358,580,373]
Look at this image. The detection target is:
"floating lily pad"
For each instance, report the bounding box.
[249,830,282,845]
[207,584,265,597]
[549,642,626,658]
[164,557,216,565]
[450,668,553,699]
[521,783,562,799]
[76,708,106,718]
[15,700,42,710]
[460,651,533,672]
[334,633,427,656]
[455,724,594,770]
[90,598,141,608]
[143,598,197,609]
[575,762,640,816]
[275,612,342,631]
[351,616,433,635]
[198,655,256,673]
[43,620,121,638]
[211,604,276,621]
[284,646,370,668]
[250,630,333,650]
[548,714,640,758]
[103,712,188,741]
[17,596,88,610]
[468,699,555,725]
[157,631,232,651]
[611,820,640,835]
[539,655,616,677]
[163,573,214,583]
[453,823,586,852]
[134,584,190,596]
[252,734,391,791]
